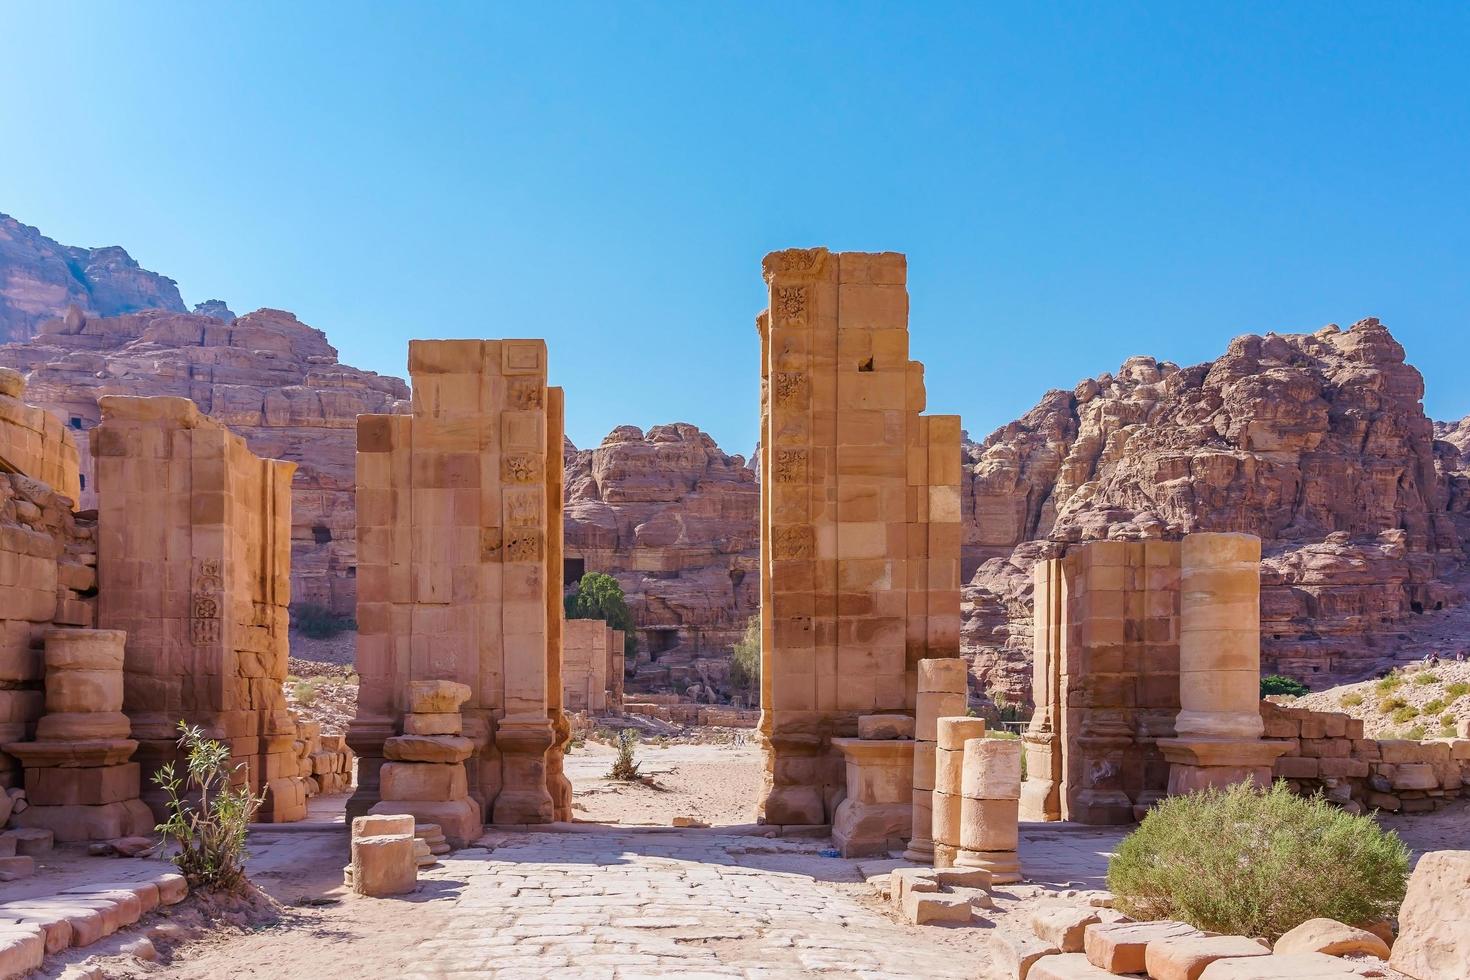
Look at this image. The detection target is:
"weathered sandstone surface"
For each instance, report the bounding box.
[963,318,1470,706]
[0,307,408,613]
[563,423,759,695]
[0,213,188,344]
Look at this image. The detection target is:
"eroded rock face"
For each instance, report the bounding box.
[963,318,1467,705]
[563,423,759,695]
[0,307,409,614]
[0,213,186,344]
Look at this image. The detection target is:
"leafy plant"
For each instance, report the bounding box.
[1413,671,1440,686]
[153,722,263,892]
[1340,691,1365,708]
[291,677,322,706]
[1378,696,1408,715]
[291,602,357,640]
[608,729,642,781]
[1445,681,1470,701]
[1423,698,1445,715]
[728,616,761,703]
[1375,674,1404,695]
[1260,675,1309,698]
[565,572,637,658]
[1391,705,1420,724]
[1108,781,1409,940]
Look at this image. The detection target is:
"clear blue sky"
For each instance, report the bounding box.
[3,3,1468,454]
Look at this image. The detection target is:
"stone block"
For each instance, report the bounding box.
[0,927,44,978]
[959,797,1019,852]
[1392,763,1440,791]
[913,741,937,791]
[382,734,475,763]
[900,890,973,925]
[352,813,416,838]
[1274,918,1389,959]
[1390,849,1470,980]
[981,931,1059,980]
[348,834,417,897]
[915,692,966,741]
[403,713,462,736]
[1083,919,1200,974]
[407,680,471,714]
[1145,935,1270,980]
[1197,952,1370,977]
[1030,905,1102,952]
[961,737,1023,800]
[25,762,139,806]
[936,716,986,751]
[379,762,468,802]
[931,789,961,846]
[857,714,914,740]
[1026,953,1117,980]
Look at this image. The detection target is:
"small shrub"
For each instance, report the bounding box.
[1442,713,1457,728]
[291,678,322,706]
[1107,781,1409,940]
[1375,674,1404,695]
[1424,698,1446,715]
[608,729,641,781]
[1339,692,1365,708]
[1405,724,1428,740]
[1378,696,1407,715]
[1413,671,1440,686]
[1445,681,1470,701]
[1261,675,1309,698]
[154,721,263,891]
[292,602,357,640]
[728,616,761,702]
[1391,705,1420,724]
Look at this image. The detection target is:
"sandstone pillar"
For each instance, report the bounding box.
[830,718,915,857]
[931,716,985,868]
[544,387,572,822]
[904,657,965,861]
[1019,560,1063,822]
[347,340,561,827]
[956,736,1022,883]
[92,395,306,822]
[756,248,961,827]
[3,629,153,841]
[1158,533,1285,795]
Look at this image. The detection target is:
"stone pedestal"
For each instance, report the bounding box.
[369,681,482,847]
[3,629,152,842]
[831,734,914,857]
[955,736,1022,884]
[346,814,417,897]
[1158,534,1287,794]
[491,715,555,825]
[905,658,966,862]
[931,715,985,868]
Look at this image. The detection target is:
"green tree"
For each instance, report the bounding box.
[729,616,761,703]
[1260,674,1309,698]
[565,572,636,658]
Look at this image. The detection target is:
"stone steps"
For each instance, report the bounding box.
[0,871,188,975]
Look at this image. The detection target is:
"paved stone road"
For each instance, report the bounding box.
[395,830,975,979]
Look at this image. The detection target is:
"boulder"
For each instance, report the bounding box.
[1390,849,1470,979]
[1274,918,1390,960]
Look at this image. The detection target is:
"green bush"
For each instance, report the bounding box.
[291,678,322,706]
[1391,705,1420,724]
[728,616,761,702]
[1377,696,1407,715]
[1339,692,1365,708]
[1405,724,1428,740]
[292,602,357,640]
[153,722,263,891]
[1445,681,1470,701]
[1375,674,1404,695]
[1261,675,1309,698]
[565,572,637,658]
[1107,781,1409,940]
[1423,698,1445,715]
[1413,671,1440,686]
[608,729,641,781]
[1442,713,1457,728]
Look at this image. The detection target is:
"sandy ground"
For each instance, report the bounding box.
[564,737,763,827]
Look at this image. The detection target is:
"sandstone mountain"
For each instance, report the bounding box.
[962,318,1470,707]
[563,423,759,697]
[0,213,191,343]
[0,306,409,614]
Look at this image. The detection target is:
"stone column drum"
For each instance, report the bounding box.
[1158,533,1285,794]
[904,658,966,862]
[931,716,985,868]
[3,628,153,841]
[956,736,1022,883]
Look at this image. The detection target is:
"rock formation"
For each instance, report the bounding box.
[0,307,408,614]
[963,318,1468,706]
[563,423,759,694]
[0,214,185,344]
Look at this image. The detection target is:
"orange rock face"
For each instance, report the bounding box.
[964,318,1469,706]
[0,307,409,614]
[563,423,759,694]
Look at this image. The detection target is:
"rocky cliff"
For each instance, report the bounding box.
[563,423,760,697]
[0,213,189,343]
[0,307,409,614]
[962,318,1470,706]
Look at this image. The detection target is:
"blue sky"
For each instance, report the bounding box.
[2,3,1467,453]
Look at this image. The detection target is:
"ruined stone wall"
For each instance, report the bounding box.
[757,248,961,826]
[92,395,308,821]
[1262,701,1468,813]
[348,340,564,826]
[0,369,97,790]
[562,619,612,714]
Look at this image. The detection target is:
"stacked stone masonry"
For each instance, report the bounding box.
[905,657,966,861]
[561,619,623,715]
[92,395,310,822]
[347,340,566,828]
[371,680,480,847]
[757,247,962,826]
[931,716,986,870]
[956,733,1022,883]
[829,713,915,858]
[1262,701,1469,813]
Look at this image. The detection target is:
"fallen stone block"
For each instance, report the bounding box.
[1030,904,1102,952]
[1390,848,1470,980]
[1275,918,1390,960]
[348,834,416,897]
[1198,951,1378,978]
[0,926,44,978]
[1026,952,1119,979]
[901,890,973,926]
[6,827,53,857]
[1083,918,1201,973]
[153,873,188,906]
[981,931,1059,980]
[0,856,36,880]
[1146,935,1270,980]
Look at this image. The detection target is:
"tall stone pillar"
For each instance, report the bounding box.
[904,657,965,861]
[544,387,572,822]
[347,340,562,827]
[1019,560,1063,822]
[756,248,961,827]
[1158,533,1285,795]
